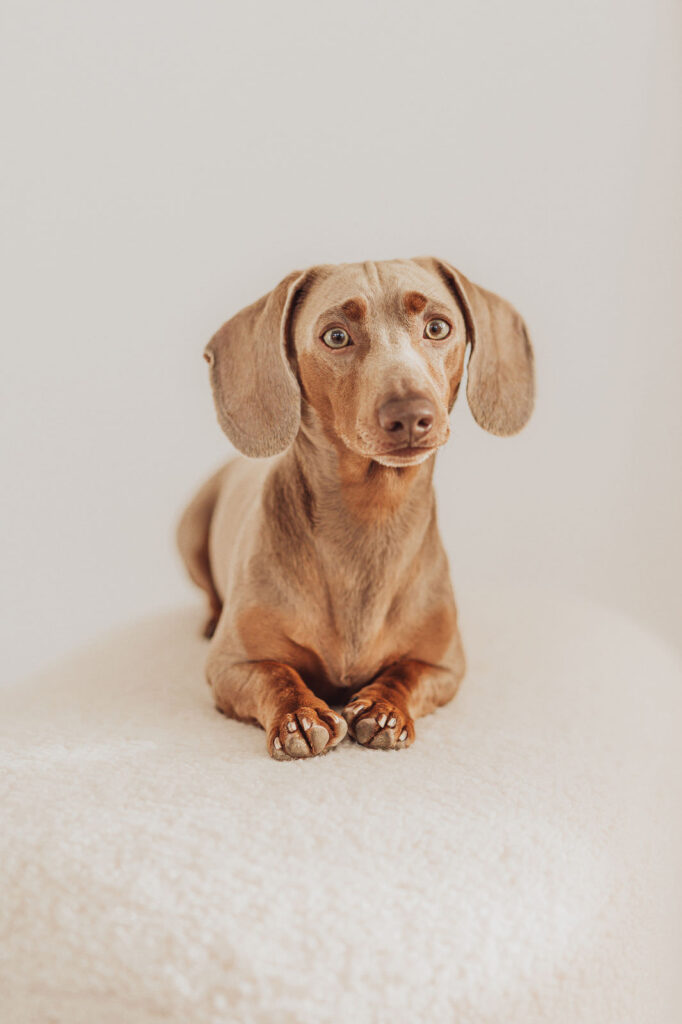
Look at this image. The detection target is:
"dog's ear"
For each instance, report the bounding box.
[203,269,313,457]
[414,257,535,436]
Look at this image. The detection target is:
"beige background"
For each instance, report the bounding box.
[2,0,681,683]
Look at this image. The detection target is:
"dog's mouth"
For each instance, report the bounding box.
[387,445,436,458]
[371,444,439,468]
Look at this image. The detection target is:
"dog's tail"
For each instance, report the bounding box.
[176,466,225,638]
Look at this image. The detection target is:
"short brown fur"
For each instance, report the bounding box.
[403,290,428,314]
[341,297,367,321]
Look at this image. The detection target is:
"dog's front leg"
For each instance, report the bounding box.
[342,659,462,751]
[207,651,347,760]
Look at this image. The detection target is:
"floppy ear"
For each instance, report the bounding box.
[415,257,535,436]
[203,269,312,457]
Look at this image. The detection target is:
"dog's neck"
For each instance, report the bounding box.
[287,417,437,545]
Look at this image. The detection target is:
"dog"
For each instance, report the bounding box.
[178,258,534,760]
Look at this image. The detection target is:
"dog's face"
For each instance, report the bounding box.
[204,258,534,461]
[292,261,466,467]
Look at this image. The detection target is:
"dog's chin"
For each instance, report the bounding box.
[371,446,439,469]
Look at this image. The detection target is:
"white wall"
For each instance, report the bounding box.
[2,0,681,683]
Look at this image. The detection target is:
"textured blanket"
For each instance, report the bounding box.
[1,587,680,1023]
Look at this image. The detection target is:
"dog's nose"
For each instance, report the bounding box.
[377,395,435,445]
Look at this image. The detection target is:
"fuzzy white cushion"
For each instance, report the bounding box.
[1,587,680,1024]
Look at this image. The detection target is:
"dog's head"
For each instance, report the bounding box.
[204,258,534,465]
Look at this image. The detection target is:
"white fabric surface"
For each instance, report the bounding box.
[1,586,681,1024]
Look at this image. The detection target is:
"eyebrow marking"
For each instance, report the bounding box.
[403,291,428,315]
[341,298,368,321]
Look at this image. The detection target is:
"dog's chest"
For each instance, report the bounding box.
[238,470,446,692]
[289,545,415,690]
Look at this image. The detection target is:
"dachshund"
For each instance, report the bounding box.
[178,258,534,759]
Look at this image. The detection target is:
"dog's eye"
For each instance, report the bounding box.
[322,327,352,349]
[424,318,451,341]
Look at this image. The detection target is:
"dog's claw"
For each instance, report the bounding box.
[271,735,289,761]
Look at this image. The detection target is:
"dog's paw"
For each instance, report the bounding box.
[342,697,414,750]
[268,706,347,761]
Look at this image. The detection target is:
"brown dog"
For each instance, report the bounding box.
[178,258,534,759]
